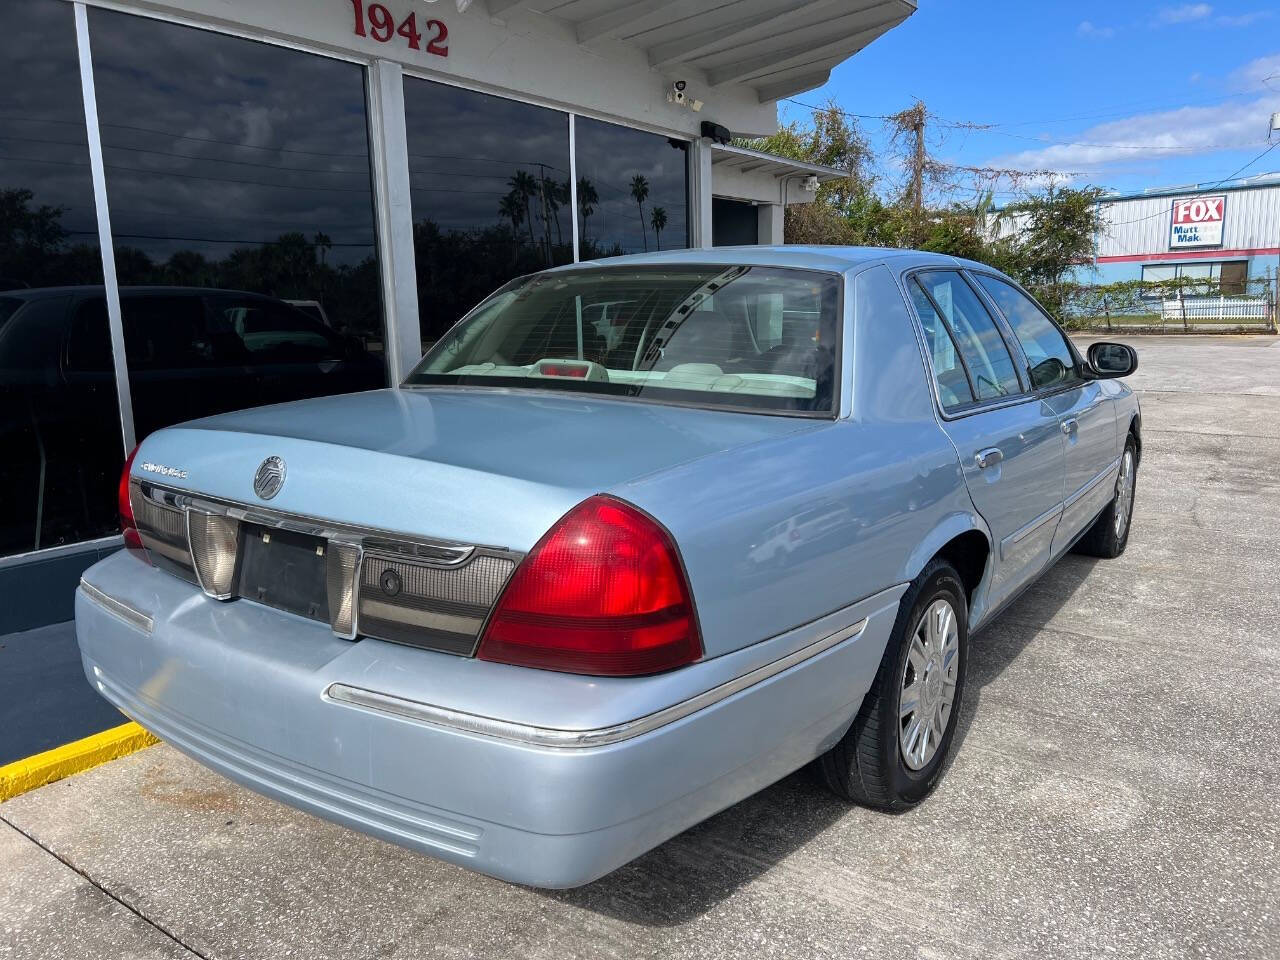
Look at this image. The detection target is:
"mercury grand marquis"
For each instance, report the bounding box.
[76,247,1140,888]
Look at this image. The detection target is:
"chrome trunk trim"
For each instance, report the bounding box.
[135,481,496,567]
[80,578,153,634]
[325,617,869,749]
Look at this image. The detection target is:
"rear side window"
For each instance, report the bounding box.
[974,275,1078,390]
[207,294,345,361]
[65,298,114,371]
[907,282,973,412]
[120,296,215,370]
[912,272,1020,405]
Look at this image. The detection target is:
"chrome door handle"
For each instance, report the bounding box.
[975,447,1003,469]
[1061,418,1078,435]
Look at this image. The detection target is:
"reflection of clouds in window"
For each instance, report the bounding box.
[0,0,102,278]
[574,118,688,258]
[1,0,119,557]
[88,7,379,271]
[404,76,573,346]
[405,79,570,236]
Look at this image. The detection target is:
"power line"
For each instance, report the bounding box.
[108,232,374,247]
[937,78,1280,129]
[785,75,1279,132]
[967,128,1263,153]
[781,96,1263,153]
[1099,141,1280,227]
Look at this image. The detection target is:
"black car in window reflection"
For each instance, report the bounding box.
[0,286,384,555]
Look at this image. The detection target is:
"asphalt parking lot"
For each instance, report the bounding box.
[2,336,1278,960]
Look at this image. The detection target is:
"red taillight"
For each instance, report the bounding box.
[118,444,146,557]
[477,495,701,676]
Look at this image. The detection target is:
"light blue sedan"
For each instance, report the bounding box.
[76,247,1140,888]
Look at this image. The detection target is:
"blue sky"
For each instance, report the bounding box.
[781,2,1280,201]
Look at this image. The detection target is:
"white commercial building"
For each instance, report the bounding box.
[1092,173,1280,292]
[0,0,914,630]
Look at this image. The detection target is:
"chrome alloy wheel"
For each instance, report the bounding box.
[1114,448,1136,540]
[898,598,960,771]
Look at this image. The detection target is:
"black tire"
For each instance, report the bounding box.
[1072,435,1138,559]
[819,559,968,810]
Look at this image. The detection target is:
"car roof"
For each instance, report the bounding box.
[567,245,998,275]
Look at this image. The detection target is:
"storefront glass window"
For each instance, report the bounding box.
[1140,260,1249,296]
[574,117,688,259]
[0,0,121,556]
[403,78,572,349]
[87,9,387,443]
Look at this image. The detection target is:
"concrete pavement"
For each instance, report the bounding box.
[2,336,1277,959]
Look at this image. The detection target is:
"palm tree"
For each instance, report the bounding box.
[508,170,539,249]
[650,207,667,251]
[312,232,332,266]
[550,178,571,248]
[498,191,525,258]
[577,176,599,248]
[630,174,650,251]
[534,169,557,260]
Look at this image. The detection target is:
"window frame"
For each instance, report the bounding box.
[966,269,1089,400]
[402,262,847,421]
[902,266,1031,421]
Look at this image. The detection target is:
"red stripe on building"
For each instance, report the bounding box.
[1096,247,1280,264]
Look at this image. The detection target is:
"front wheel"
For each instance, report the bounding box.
[1073,436,1138,559]
[819,559,968,809]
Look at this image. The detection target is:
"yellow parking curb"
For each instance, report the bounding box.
[0,722,159,802]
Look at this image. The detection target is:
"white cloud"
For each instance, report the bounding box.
[1213,10,1273,27]
[1231,51,1280,87]
[1156,4,1213,24]
[1077,20,1116,39]
[986,53,1280,176]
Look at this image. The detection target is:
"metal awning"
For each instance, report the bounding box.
[479,0,916,102]
[710,143,848,182]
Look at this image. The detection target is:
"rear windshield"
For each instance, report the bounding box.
[404,265,841,415]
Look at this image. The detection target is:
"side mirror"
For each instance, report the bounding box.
[1029,356,1068,390]
[1086,341,1137,379]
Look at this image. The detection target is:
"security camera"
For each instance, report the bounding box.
[802,175,820,192]
[669,80,688,105]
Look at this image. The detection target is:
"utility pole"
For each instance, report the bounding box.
[908,100,926,244]
[911,101,925,218]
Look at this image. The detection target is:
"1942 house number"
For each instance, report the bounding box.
[348,0,448,57]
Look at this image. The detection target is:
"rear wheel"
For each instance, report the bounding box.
[819,560,968,809]
[1073,435,1138,559]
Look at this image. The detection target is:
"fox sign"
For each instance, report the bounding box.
[1169,195,1225,250]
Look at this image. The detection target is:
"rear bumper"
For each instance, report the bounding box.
[76,550,901,888]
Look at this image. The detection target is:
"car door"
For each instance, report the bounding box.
[972,274,1120,555]
[906,271,1066,616]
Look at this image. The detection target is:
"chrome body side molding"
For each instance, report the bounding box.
[1065,454,1122,509]
[326,616,869,749]
[79,578,153,634]
[1000,502,1065,560]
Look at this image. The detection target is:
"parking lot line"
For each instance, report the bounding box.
[0,721,158,802]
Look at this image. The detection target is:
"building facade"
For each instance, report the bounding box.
[0,0,914,631]
[1092,173,1280,293]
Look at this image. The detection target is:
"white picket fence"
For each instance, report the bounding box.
[1159,296,1273,329]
